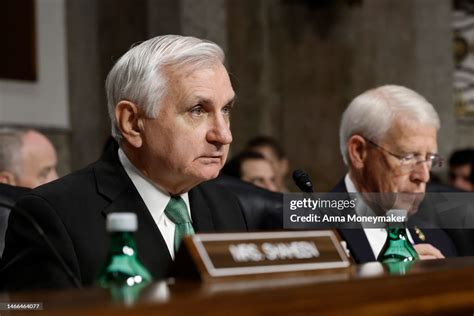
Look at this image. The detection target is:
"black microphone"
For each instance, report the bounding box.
[292,169,314,193]
[0,201,82,289]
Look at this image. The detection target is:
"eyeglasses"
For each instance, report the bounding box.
[363,137,443,170]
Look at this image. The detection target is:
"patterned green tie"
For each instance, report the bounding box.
[164,196,195,253]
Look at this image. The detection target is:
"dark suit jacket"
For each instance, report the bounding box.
[331,178,457,263]
[422,182,474,256]
[0,184,30,258]
[0,143,251,291]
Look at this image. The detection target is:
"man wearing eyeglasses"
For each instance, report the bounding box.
[333,85,457,263]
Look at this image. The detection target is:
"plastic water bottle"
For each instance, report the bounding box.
[377,209,419,263]
[96,213,152,304]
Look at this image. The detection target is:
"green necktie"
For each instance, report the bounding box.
[164,196,195,253]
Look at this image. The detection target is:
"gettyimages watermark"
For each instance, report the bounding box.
[284,192,474,229]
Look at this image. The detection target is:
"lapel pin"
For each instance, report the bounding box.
[414,226,426,242]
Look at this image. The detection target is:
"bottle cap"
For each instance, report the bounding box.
[386,209,407,221]
[106,212,138,232]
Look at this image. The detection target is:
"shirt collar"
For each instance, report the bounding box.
[117,148,191,221]
[344,173,357,193]
[344,173,376,217]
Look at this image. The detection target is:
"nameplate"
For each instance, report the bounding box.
[176,230,350,280]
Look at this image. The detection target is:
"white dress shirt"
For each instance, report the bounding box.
[344,174,414,259]
[118,148,192,259]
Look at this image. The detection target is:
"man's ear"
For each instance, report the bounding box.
[347,135,368,169]
[115,101,143,148]
[0,171,17,186]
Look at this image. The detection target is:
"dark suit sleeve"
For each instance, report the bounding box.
[0,194,81,291]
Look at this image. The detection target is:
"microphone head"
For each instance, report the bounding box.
[292,169,313,193]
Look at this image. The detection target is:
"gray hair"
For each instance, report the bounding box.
[106,35,225,142]
[0,127,29,176]
[339,85,440,165]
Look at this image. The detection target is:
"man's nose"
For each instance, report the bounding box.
[410,161,430,183]
[207,115,232,145]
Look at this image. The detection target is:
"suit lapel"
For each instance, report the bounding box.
[94,142,173,278]
[100,186,172,277]
[332,177,376,263]
[338,228,376,263]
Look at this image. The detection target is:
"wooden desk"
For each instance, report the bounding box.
[2,257,474,316]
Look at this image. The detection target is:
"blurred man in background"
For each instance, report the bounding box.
[448,148,474,191]
[0,127,58,189]
[246,135,290,192]
[222,151,278,192]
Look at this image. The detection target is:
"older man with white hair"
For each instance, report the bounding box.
[0,35,261,291]
[333,85,457,263]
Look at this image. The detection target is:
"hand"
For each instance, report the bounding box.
[413,243,445,260]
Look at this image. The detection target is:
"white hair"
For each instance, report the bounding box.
[0,127,29,177]
[106,35,225,142]
[339,85,440,165]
